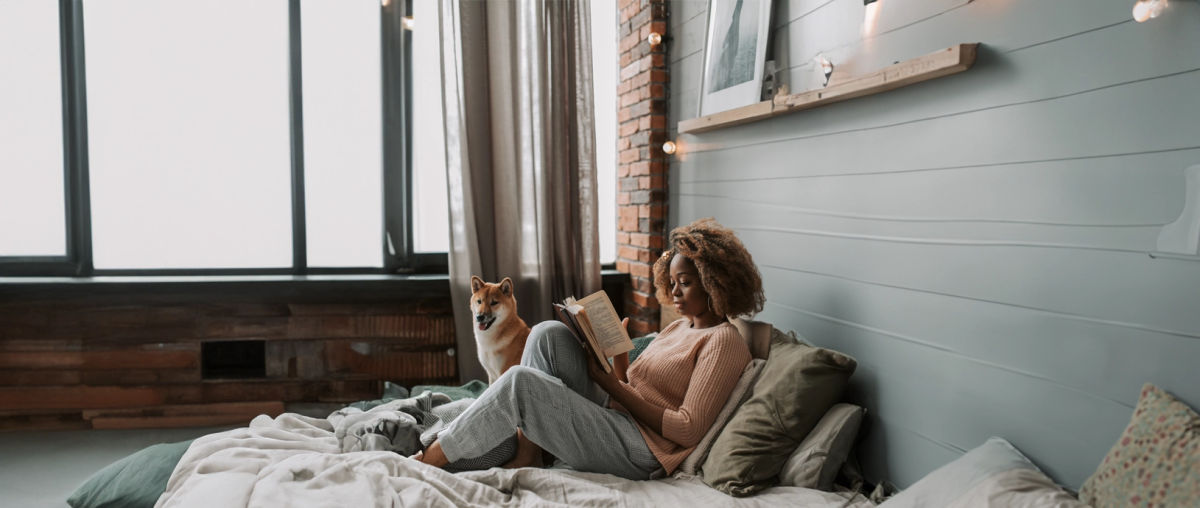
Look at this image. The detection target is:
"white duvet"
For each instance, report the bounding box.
[154,411,876,508]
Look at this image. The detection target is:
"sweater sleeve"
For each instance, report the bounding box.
[660,328,752,448]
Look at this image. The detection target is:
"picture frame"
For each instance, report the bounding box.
[697,0,776,117]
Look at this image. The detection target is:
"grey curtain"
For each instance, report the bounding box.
[438,0,601,382]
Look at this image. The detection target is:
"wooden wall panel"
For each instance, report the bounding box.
[667,0,1200,489]
[0,293,456,431]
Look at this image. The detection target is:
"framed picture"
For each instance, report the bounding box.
[698,0,775,117]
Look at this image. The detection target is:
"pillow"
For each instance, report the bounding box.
[1078,383,1200,508]
[67,439,194,508]
[880,437,1047,508]
[945,468,1088,508]
[627,333,658,364]
[730,318,772,360]
[778,403,865,491]
[700,327,857,497]
[675,358,767,475]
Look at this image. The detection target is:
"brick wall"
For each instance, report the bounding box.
[0,285,456,431]
[615,0,669,335]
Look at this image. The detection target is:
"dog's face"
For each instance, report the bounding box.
[470,276,517,333]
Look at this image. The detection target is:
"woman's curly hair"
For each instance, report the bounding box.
[653,218,765,319]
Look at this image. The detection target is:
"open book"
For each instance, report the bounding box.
[552,290,634,373]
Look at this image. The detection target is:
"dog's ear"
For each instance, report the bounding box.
[471,276,485,293]
[499,278,513,296]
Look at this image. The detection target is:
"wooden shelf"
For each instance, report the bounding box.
[678,43,978,135]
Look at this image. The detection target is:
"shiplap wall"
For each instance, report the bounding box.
[667,0,1200,488]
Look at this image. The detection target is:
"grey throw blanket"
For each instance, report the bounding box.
[326,391,516,472]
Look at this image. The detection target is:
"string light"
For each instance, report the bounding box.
[1132,0,1168,21]
[662,141,677,155]
[647,32,663,46]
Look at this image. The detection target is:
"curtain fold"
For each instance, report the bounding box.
[438,0,600,383]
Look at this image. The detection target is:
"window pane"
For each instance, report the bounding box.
[85,0,293,269]
[0,0,66,257]
[591,0,617,265]
[301,0,383,267]
[411,0,449,253]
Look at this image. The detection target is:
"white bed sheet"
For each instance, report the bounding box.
[154,412,875,508]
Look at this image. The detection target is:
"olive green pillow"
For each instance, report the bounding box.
[700,330,857,497]
[68,439,193,508]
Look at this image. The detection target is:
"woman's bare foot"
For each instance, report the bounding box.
[413,440,450,468]
[502,429,545,469]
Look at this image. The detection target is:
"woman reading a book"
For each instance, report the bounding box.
[415,218,765,479]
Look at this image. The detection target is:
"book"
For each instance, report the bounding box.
[552,290,635,373]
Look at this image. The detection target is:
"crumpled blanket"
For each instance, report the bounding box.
[327,391,516,472]
[154,408,876,508]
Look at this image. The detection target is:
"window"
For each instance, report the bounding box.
[591,0,617,265]
[0,0,445,276]
[0,0,67,259]
[301,0,384,268]
[411,0,449,254]
[85,0,293,270]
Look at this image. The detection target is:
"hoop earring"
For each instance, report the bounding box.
[707,296,712,312]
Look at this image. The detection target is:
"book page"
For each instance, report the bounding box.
[575,308,612,373]
[575,291,634,357]
[553,303,588,350]
[555,301,610,373]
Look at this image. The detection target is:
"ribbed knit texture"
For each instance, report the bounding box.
[610,318,751,474]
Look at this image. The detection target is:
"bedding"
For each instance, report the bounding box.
[68,439,194,508]
[878,437,1074,508]
[1078,383,1200,508]
[675,358,766,476]
[944,469,1087,508]
[778,403,864,491]
[327,390,516,472]
[701,328,857,497]
[154,407,876,508]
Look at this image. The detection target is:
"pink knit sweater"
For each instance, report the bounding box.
[609,318,751,474]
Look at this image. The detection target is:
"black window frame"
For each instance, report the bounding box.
[0,0,447,278]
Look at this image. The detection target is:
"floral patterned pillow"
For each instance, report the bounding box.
[1079,384,1199,508]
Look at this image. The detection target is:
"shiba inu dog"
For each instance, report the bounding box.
[470,276,531,384]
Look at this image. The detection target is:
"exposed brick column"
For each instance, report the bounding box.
[614,0,668,335]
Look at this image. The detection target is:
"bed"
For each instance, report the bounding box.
[151,410,875,508]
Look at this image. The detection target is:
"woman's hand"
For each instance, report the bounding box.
[586,353,620,391]
[613,318,631,383]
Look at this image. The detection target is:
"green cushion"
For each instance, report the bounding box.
[411,379,490,401]
[701,331,857,497]
[628,334,657,364]
[67,439,193,508]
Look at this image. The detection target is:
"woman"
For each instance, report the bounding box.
[416,218,766,479]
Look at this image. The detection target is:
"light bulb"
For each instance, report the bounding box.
[1150,0,1168,18]
[647,32,662,46]
[402,16,415,30]
[1133,0,1167,22]
[862,0,881,36]
[662,141,677,155]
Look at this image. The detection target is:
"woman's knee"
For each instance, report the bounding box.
[494,366,555,409]
[523,321,575,364]
[495,365,541,390]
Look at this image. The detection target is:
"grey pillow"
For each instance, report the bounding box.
[778,403,865,490]
[700,328,857,497]
[68,439,193,508]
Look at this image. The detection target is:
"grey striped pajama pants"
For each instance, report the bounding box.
[437,321,661,480]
